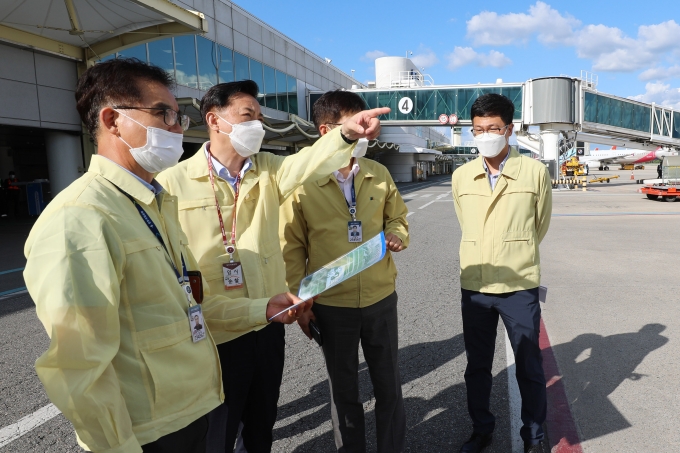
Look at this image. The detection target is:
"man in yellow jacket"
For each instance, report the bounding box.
[451,94,552,453]
[24,59,304,453]
[280,90,409,453]
[157,81,389,452]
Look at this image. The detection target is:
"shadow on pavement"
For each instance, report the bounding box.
[0,293,33,318]
[547,324,668,442]
[276,334,511,452]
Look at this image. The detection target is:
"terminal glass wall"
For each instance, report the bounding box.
[674,112,680,139]
[173,35,198,88]
[103,36,299,116]
[357,86,523,122]
[583,92,650,133]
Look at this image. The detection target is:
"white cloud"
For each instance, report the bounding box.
[629,82,680,110]
[447,47,512,70]
[465,3,680,73]
[466,1,579,47]
[360,50,387,62]
[575,24,656,72]
[411,48,439,69]
[639,65,680,81]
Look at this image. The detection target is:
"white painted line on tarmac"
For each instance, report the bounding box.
[0,404,61,448]
[418,193,449,210]
[399,179,449,195]
[421,194,433,198]
[505,331,523,453]
[406,212,415,217]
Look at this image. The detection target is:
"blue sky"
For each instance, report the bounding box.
[234,0,680,110]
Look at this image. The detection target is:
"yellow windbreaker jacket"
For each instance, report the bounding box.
[24,156,267,453]
[280,158,409,308]
[451,148,552,293]
[156,128,356,343]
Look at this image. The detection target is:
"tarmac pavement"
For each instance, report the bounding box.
[3,166,680,452]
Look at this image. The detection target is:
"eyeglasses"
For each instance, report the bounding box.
[470,124,510,137]
[114,106,191,131]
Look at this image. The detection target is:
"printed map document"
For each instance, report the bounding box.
[268,232,387,321]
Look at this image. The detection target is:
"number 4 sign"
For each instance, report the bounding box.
[398,97,413,114]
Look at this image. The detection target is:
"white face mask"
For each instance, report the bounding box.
[474,132,508,158]
[116,110,184,173]
[352,138,369,158]
[216,114,266,157]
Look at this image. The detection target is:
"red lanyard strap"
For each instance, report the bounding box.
[206,150,241,258]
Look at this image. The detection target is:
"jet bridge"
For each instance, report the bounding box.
[348,76,680,176]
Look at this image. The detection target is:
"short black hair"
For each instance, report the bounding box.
[76,58,174,143]
[200,81,259,123]
[470,93,515,125]
[312,90,366,130]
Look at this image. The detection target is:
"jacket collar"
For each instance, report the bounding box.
[186,142,260,199]
[317,159,374,188]
[187,141,261,178]
[89,155,157,205]
[470,147,521,181]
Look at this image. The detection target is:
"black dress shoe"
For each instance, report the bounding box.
[524,441,544,453]
[459,432,492,453]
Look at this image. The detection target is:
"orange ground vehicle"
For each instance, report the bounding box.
[639,185,679,202]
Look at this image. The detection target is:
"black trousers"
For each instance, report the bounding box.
[313,292,406,453]
[142,415,209,453]
[461,287,546,444]
[206,323,285,453]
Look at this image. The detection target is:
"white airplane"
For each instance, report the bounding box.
[578,146,677,170]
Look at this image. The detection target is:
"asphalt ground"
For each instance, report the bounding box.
[2,166,680,452]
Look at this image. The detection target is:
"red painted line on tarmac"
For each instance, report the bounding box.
[540,317,584,453]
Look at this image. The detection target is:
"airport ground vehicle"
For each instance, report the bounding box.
[561,157,587,176]
[639,185,679,201]
[589,175,619,183]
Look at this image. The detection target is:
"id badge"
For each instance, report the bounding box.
[348,220,362,243]
[223,262,244,289]
[188,304,206,343]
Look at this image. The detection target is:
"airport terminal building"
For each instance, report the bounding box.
[3,0,448,217]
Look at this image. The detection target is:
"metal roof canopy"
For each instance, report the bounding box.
[177,98,398,150]
[0,0,207,62]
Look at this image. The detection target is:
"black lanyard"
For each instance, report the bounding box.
[340,176,357,220]
[116,188,189,285]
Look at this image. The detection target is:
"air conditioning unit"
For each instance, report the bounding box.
[367,81,376,88]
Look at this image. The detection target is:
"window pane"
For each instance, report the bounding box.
[234,52,250,81]
[287,75,297,114]
[196,37,217,91]
[218,46,233,83]
[249,59,264,106]
[100,54,115,63]
[263,65,277,110]
[173,36,197,88]
[118,44,147,62]
[276,70,288,113]
[148,38,174,78]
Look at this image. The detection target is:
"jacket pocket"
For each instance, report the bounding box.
[123,239,167,306]
[137,321,215,419]
[459,235,482,282]
[497,231,536,283]
[178,198,214,211]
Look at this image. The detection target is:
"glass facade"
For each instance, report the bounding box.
[103,36,299,115]
[584,92,651,133]
[674,112,680,139]
[196,36,218,90]
[148,39,174,75]
[356,86,523,122]
[173,35,197,88]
